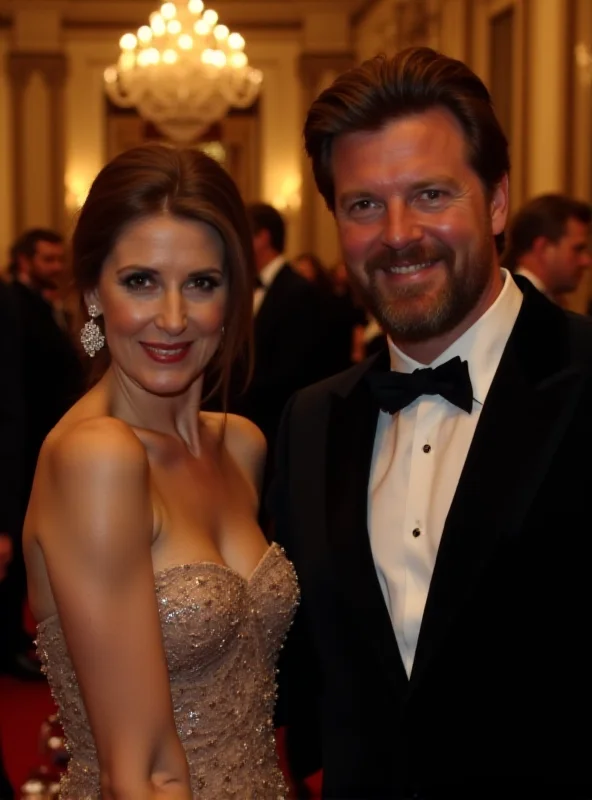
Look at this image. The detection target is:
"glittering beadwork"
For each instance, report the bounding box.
[79,304,105,358]
[36,543,299,799]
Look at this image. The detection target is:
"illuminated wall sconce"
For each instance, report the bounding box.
[273,175,302,214]
[65,178,92,217]
[575,42,592,86]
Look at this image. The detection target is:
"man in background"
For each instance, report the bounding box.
[8,228,85,493]
[501,193,592,304]
[0,230,84,680]
[226,204,343,530]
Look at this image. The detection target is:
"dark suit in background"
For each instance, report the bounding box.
[234,263,342,450]
[0,280,23,797]
[230,262,344,534]
[10,281,85,495]
[0,280,84,679]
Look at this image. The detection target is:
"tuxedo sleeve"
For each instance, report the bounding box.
[268,393,323,781]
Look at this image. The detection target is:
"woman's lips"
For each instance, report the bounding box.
[140,342,192,363]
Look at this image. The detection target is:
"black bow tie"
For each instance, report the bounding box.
[254,276,265,289]
[366,356,474,415]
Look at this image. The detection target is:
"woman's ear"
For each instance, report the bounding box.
[83,289,102,316]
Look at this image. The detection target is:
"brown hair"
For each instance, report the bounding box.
[501,194,592,270]
[304,46,510,215]
[72,143,255,403]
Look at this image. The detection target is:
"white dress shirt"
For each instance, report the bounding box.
[368,270,523,677]
[253,254,286,315]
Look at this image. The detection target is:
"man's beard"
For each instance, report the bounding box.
[349,237,494,343]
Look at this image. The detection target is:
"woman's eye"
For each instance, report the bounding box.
[189,276,221,292]
[121,272,154,291]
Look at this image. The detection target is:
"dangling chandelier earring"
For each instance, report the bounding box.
[80,304,105,358]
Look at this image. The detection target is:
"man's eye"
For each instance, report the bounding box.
[419,189,446,202]
[351,199,376,211]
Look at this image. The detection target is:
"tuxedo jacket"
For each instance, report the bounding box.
[271,277,592,799]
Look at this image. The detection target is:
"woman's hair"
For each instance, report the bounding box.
[72,143,255,402]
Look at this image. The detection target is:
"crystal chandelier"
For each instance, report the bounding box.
[104,0,263,143]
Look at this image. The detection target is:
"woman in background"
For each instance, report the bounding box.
[23,143,299,799]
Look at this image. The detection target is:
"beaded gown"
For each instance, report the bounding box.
[36,543,299,799]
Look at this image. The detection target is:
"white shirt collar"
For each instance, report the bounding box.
[387,268,523,405]
[258,254,286,289]
[514,266,551,298]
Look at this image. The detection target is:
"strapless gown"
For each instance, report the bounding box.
[36,543,299,799]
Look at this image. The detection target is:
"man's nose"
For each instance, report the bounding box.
[382,199,423,250]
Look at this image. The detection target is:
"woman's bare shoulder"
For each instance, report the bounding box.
[42,415,148,482]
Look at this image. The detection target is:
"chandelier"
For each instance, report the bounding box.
[104,0,263,143]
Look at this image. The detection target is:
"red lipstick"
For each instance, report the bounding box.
[140,342,192,364]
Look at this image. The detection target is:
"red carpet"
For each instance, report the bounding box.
[0,674,57,794]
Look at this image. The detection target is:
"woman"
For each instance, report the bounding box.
[23,144,299,799]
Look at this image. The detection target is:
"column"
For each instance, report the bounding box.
[525,0,569,196]
[7,52,68,235]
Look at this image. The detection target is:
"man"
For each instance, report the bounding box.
[1,230,84,679]
[228,204,342,525]
[272,47,592,798]
[0,279,22,797]
[501,193,592,304]
[8,228,85,492]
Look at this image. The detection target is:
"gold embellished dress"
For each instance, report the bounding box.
[36,543,299,799]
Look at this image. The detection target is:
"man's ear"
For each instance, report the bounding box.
[532,235,554,262]
[83,289,102,316]
[16,253,29,279]
[491,174,510,236]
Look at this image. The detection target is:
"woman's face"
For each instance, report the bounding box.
[88,213,227,397]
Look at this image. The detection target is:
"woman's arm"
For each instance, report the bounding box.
[39,418,191,800]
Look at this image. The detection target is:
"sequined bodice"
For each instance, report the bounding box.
[36,544,299,799]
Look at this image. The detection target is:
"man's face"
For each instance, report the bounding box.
[332,107,508,346]
[544,217,591,295]
[22,240,65,291]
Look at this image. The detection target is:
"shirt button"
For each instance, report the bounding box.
[422,444,431,453]
[412,527,421,538]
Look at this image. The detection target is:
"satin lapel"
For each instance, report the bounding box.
[410,286,587,690]
[327,367,409,694]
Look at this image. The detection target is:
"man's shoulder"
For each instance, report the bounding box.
[289,354,381,416]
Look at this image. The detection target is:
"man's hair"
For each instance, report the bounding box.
[303,46,510,212]
[501,194,592,270]
[246,203,286,254]
[8,228,63,277]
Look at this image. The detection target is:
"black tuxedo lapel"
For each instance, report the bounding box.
[410,282,588,689]
[326,350,409,694]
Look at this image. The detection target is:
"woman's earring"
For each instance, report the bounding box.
[80,304,105,358]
